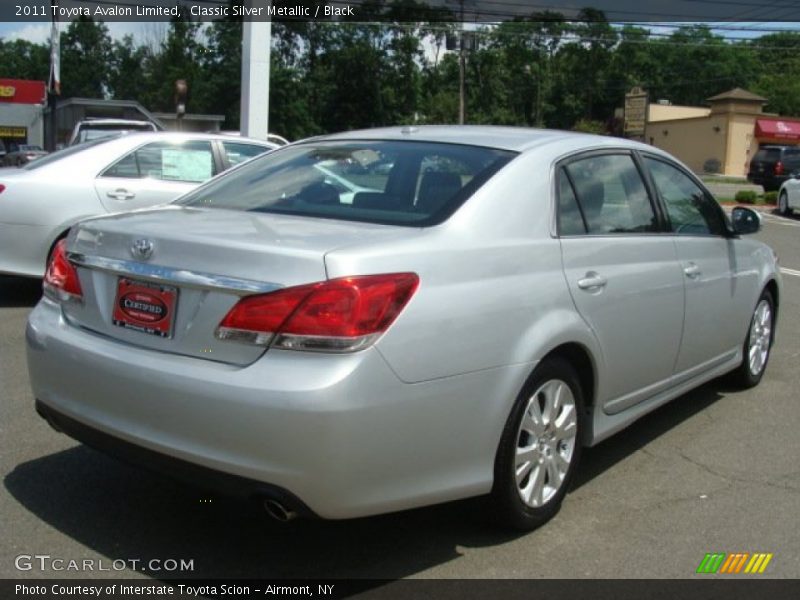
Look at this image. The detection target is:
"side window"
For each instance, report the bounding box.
[564,154,657,234]
[222,142,270,167]
[101,141,215,183]
[557,168,586,235]
[644,157,726,236]
[102,152,139,178]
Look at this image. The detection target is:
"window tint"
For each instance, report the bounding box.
[644,157,726,236]
[565,154,657,234]
[177,141,515,227]
[557,168,586,235]
[102,141,215,183]
[222,142,270,167]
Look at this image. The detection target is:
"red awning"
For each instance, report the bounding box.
[755,119,800,141]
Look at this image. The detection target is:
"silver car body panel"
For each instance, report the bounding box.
[26,126,782,518]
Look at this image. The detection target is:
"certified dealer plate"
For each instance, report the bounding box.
[112,278,178,338]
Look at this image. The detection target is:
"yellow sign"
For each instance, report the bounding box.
[0,85,15,98]
[0,127,27,138]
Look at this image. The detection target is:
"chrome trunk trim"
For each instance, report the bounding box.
[67,253,281,295]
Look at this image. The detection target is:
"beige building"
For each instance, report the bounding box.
[639,88,800,177]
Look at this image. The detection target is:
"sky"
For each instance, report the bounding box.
[0,21,148,44]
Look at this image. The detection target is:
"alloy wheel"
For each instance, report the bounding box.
[748,298,772,377]
[514,379,578,508]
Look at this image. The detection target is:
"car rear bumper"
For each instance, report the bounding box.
[27,298,530,519]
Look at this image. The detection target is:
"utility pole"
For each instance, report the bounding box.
[447,0,474,125]
[47,0,59,151]
[458,30,465,125]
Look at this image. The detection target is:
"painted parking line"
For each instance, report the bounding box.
[760,213,800,227]
[780,267,800,278]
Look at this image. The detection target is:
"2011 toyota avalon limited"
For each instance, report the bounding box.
[27,126,780,530]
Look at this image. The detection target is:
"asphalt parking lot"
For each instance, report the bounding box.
[1,212,799,581]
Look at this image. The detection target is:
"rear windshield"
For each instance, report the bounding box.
[21,137,114,171]
[177,140,516,226]
[755,148,782,161]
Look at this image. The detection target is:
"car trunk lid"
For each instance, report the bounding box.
[62,206,414,366]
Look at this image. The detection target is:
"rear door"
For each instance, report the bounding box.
[557,151,685,414]
[95,140,218,213]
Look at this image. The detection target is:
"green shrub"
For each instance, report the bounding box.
[763,191,778,204]
[735,190,757,204]
[571,119,606,135]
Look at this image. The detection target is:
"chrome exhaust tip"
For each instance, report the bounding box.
[263,498,298,522]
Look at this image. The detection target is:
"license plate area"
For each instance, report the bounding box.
[112,277,178,338]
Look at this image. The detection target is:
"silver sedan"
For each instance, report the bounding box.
[27,126,780,530]
[0,132,276,278]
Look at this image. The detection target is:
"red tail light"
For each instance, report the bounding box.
[216,273,419,352]
[775,161,784,175]
[0,184,5,194]
[43,239,83,302]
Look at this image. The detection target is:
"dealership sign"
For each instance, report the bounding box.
[0,79,46,104]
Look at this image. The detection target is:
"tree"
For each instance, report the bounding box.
[108,35,153,101]
[0,39,49,81]
[59,16,113,98]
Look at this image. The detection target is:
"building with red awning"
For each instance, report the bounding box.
[634,87,800,179]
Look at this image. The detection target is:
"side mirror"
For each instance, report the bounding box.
[731,206,761,235]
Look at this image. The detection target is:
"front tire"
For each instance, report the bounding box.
[778,191,793,216]
[731,291,775,389]
[490,357,584,531]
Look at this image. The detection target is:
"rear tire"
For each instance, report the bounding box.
[731,290,775,389]
[489,357,584,531]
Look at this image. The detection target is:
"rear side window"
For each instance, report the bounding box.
[177,141,516,227]
[102,141,215,183]
[644,157,726,236]
[557,168,586,235]
[563,154,657,234]
[222,142,271,167]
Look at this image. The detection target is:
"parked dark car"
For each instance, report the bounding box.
[3,143,48,166]
[747,145,800,191]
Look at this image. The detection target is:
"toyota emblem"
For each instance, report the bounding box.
[131,238,154,260]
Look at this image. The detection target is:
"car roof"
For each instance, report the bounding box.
[76,118,155,126]
[310,125,654,154]
[90,131,278,147]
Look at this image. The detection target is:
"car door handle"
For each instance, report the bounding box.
[577,273,607,291]
[106,189,136,201]
[683,263,702,279]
